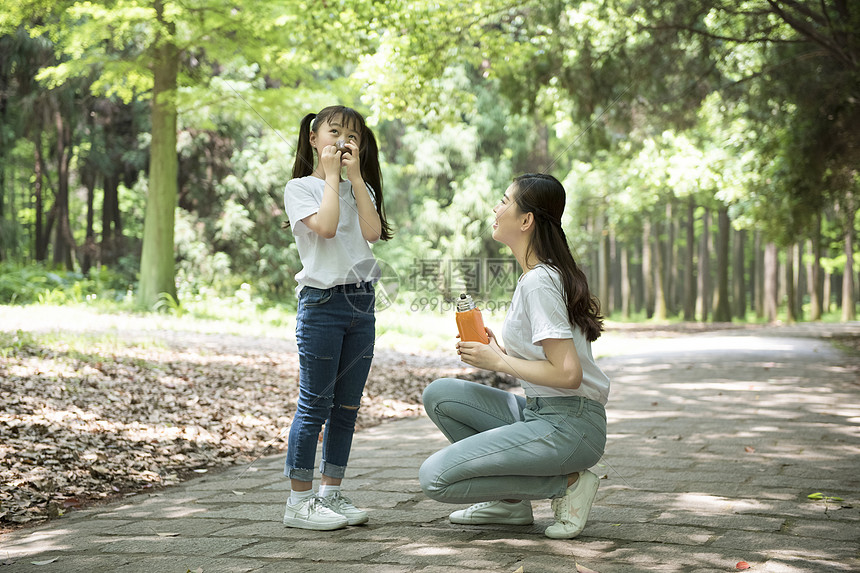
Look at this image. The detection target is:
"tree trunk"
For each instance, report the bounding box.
[842,192,856,321]
[34,133,47,262]
[0,71,6,262]
[52,105,76,270]
[596,213,610,315]
[138,23,179,309]
[632,237,644,314]
[785,244,796,323]
[642,219,654,318]
[102,174,122,266]
[653,213,667,321]
[611,234,622,313]
[754,231,764,319]
[621,245,631,319]
[696,208,710,321]
[732,228,746,319]
[82,168,96,275]
[764,242,779,322]
[807,213,822,320]
[823,270,832,314]
[793,242,804,320]
[712,206,731,322]
[664,201,674,316]
[683,197,695,320]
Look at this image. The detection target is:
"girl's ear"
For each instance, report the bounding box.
[309,130,317,148]
[521,211,535,232]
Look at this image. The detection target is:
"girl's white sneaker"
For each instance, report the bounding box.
[283,496,348,530]
[322,490,368,525]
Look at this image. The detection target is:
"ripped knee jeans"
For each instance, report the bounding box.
[285,283,376,481]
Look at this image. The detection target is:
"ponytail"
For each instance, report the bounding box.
[283,113,318,230]
[358,127,393,241]
[292,113,317,179]
[513,173,603,342]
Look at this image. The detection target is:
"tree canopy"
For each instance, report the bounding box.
[1,0,857,320]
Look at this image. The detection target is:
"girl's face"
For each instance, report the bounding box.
[310,114,362,155]
[492,184,523,245]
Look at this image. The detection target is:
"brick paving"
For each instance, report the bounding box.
[2,324,859,572]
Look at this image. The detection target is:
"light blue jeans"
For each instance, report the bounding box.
[285,283,375,482]
[419,377,606,503]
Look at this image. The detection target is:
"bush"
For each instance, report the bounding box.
[0,263,131,305]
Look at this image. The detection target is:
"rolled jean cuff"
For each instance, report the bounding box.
[286,466,315,482]
[320,460,347,479]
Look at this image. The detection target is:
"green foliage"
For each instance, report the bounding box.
[1,0,857,321]
[0,329,37,360]
[154,292,185,316]
[0,263,131,305]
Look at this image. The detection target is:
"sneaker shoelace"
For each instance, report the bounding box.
[305,496,339,515]
[468,500,509,514]
[550,497,566,520]
[325,491,357,511]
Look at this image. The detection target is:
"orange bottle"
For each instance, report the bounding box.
[455,293,489,344]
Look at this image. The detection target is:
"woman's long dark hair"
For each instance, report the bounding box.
[287,105,392,240]
[512,173,603,342]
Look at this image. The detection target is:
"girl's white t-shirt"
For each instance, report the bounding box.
[501,264,610,404]
[284,176,379,294]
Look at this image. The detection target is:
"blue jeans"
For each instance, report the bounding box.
[285,283,375,482]
[419,378,606,503]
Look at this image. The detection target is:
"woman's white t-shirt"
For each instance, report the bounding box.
[284,176,379,294]
[501,264,610,404]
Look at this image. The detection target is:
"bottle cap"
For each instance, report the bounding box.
[456,293,475,312]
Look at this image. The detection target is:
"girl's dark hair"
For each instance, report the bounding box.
[512,173,604,342]
[287,105,392,240]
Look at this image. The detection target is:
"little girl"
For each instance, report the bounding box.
[282,105,392,530]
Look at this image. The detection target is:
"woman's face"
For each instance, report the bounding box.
[492,183,521,245]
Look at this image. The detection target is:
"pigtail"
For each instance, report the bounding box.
[283,113,318,230]
[359,127,393,241]
[292,113,317,179]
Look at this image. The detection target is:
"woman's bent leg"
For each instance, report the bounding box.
[419,397,605,505]
[422,378,525,443]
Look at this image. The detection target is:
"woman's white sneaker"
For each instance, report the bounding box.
[449,500,534,525]
[322,490,368,525]
[283,496,348,530]
[545,469,600,539]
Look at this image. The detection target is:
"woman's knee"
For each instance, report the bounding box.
[422,377,460,410]
[418,454,446,501]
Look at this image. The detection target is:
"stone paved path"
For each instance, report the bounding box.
[1,323,859,572]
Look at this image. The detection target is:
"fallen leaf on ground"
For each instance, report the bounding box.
[0,326,491,530]
[576,563,600,573]
[32,558,59,565]
[744,446,755,453]
[736,561,750,570]
[808,492,844,501]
